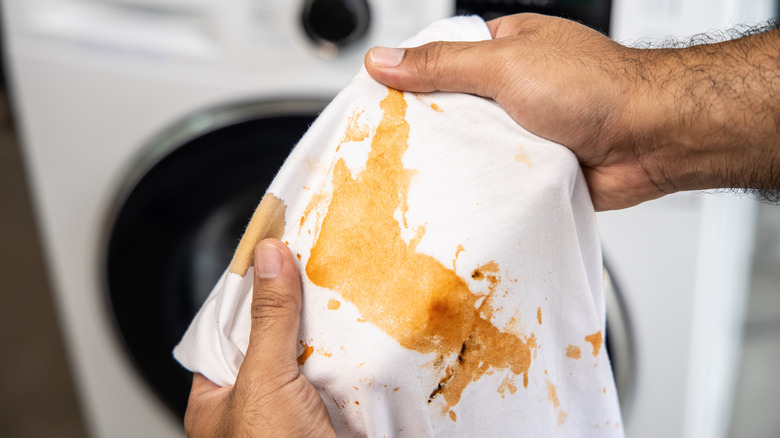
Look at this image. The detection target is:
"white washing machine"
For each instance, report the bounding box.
[603,1,775,437]
[4,1,452,436]
[3,0,775,437]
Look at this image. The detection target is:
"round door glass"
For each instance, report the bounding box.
[105,101,323,419]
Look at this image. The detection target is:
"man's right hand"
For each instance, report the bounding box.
[365,13,780,210]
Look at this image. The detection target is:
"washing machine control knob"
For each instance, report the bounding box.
[302,0,370,50]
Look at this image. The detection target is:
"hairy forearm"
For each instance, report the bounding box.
[627,23,780,199]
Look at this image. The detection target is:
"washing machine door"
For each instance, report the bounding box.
[104,100,325,420]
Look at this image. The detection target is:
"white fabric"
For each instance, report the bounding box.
[174,16,624,437]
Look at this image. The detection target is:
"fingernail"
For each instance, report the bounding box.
[255,244,283,278]
[370,47,404,67]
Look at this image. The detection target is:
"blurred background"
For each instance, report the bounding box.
[1,0,778,437]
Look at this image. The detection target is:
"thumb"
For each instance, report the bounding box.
[236,238,303,385]
[364,40,504,99]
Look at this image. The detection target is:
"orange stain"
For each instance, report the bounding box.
[514,145,533,169]
[448,410,457,422]
[342,110,370,142]
[526,333,537,350]
[546,379,560,409]
[327,299,341,310]
[453,244,465,269]
[335,110,370,152]
[497,375,518,398]
[537,307,542,325]
[430,102,444,112]
[585,331,603,357]
[547,379,568,426]
[506,314,519,325]
[297,341,314,366]
[299,191,329,233]
[305,88,534,409]
[472,261,499,282]
[566,345,581,359]
[408,224,426,250]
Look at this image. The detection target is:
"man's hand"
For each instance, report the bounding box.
[184,239,336,438]
[365,13,780,210]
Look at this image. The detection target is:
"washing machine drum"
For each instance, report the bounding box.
[105,100,635,423]
[105,101,323,419]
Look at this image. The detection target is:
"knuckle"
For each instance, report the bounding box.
[469,42,515,100]
[418,41,447,80]
[251,288,297,319]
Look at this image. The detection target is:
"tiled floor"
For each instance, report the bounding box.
[0,89,87,437]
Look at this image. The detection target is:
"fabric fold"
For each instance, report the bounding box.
[174,15,624,437]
